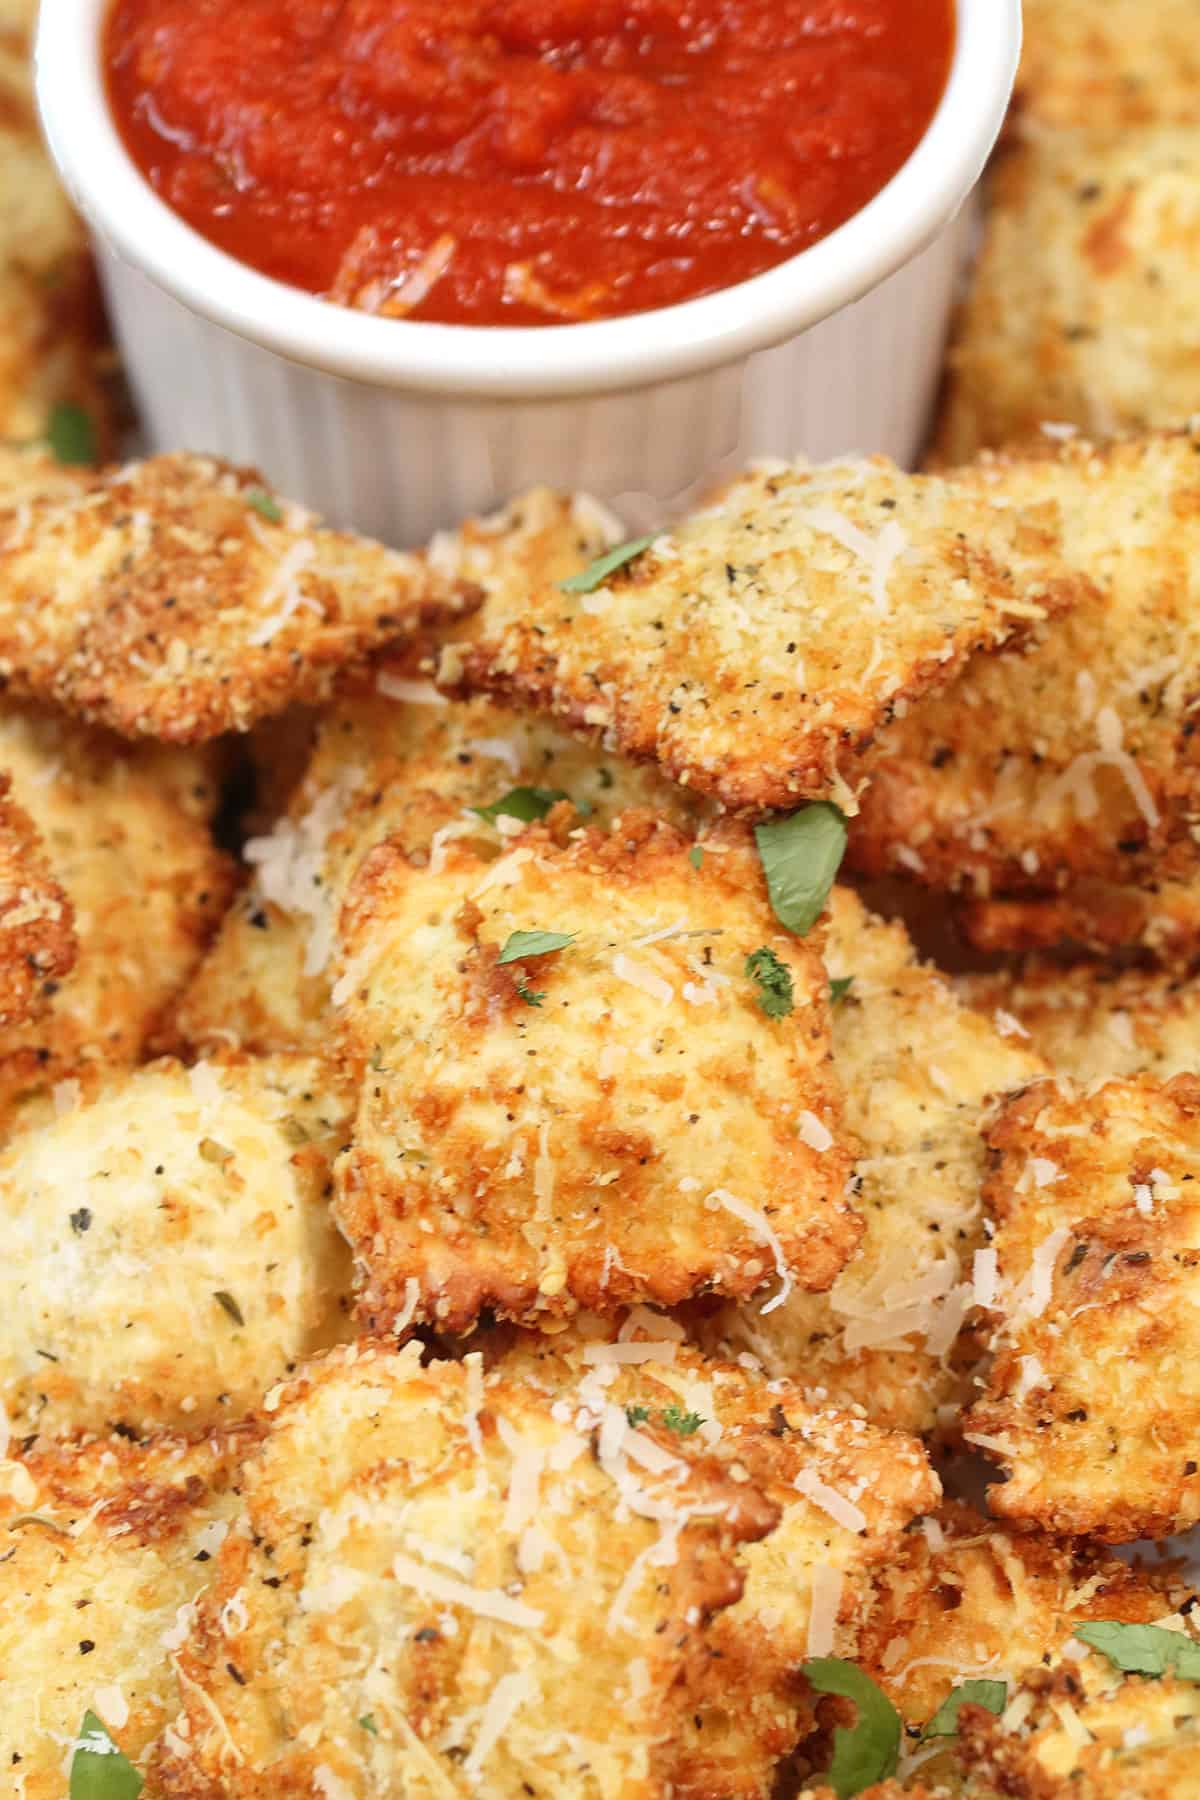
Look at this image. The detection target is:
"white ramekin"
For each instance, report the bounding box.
[36,0,1019,544]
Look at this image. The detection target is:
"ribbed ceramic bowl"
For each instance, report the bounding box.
[36,0,1020,543]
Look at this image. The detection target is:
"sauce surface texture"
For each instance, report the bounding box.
[105,0,955,327]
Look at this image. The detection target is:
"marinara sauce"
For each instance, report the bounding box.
[105,0,955,327]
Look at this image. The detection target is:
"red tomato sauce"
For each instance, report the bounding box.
[104,0,955,327]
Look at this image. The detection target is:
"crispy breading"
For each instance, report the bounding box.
[860,1504,1187,1731]
[1017,0,1200,130]
[965,1074,1200,1540]
[959,961,1200,1085]
[0,453,469,742]
[157,1333,936,1799]
[961,878,1200,961]
[434,471,1083,815]
[176,672,702,1056]
[697,888,1045,1437]
[0,1424,254,1799]
[493,1324,939,1800]
[334,814,858,1335]
[0,1053,352,1438]
[0,705,231,1107]
[959,1658,1200,1799]
[0,769,74,1024]
[853,433,1200,896]
[934,130,1200,464]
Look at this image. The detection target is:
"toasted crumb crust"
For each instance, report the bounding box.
[0,769,75,1025]
[0,453,471,742]
[1017,0,1200,130]
[334,813,858,1334]
[960,877,1200,961]
[853,432,1200,896]
[434,470,1082,815]
[698,888,1045,1437]
[966,1073,1200,1540]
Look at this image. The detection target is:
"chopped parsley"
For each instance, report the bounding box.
[246,488,283,524]
[922,1679,1007,1740]
[755,804,848,936]
[662,1405,705,1436]
[745,946,794,1019]
[497,929,576,966]
[689,846,705,871]
[829,975,856,1006]
[47,403,97,467]
[1074,1621,1200,1681]
[625,1404,651,1426]
[559,534,657,594]
[800,1660,901,1798]
[515,976,545,1007]
[213,1290,245,1328]
[359,1714,379,1735]
[472,786,568,827]
[69,1711,143,1800]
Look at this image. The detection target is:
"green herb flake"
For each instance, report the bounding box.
[755,804,848,937]
[830,976,856,1006]
[1074,1621,1200,1681]
[745,946,795,1019]
[625,1404,651,1427]
[922,1679,1008,1740]
[515,976,545,1008]
[559,534,657,595]
[47,404,97,467]
[69,1710,144,1800]
[246,488,283,524]
[359,1714,379,1735]
[497,930,576,966]
[213,1290,245,1328]
[662,1405,705,1436]
[801,1660,902,1799]
[472,786,569,828]
[689,846,705,871]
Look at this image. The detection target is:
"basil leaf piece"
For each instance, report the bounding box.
[922,1679,1007,1740]
[559,535,657,594]
[47,403,97,466]
[689,846,704,871]
[70,1711,143,1800]
[801,1660,902,1799]
[744,947,794,1019]
[472,786,568,827]
[755,804,848,937]
[1074,1621,1200,1681]
[246,488,283,523]
[830,976,855,1005]
[497,930,576,966]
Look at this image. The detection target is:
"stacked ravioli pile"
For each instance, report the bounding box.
[6,7,1200,1800]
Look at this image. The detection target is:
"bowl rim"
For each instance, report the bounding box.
[36,0,1020,402]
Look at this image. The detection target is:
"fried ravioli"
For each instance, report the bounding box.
[157,1332,936,1799]
[0,771,74,1025]
[965,1074,1200,1540]
[961,877,1200,962]
[699,888,1045,1437]
[176,674,702,1056]
[934,130,1200,463]
[0,453,469,742]
[1018,0,1200,130]
[334,814,857,1334]
[0,1054,352,1438]
[434,467,1081,815]
[853,433,1200,896]
[0,1425,254,1799]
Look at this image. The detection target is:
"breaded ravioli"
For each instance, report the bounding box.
[853,433,1200,896]
[0,453,469,742]
[0,771,75,1025]
[934,131,1200,463]
[334,814,857,1334]
[959,961,1200,1085]
[699,889,1045,1437]
[961,877,1200,962]
[157,1333,937,1799]
[0,1425,253,1799]
[860,1504,1187,1731]
[1018,0,1200,129]
[0,706,231,1107]
[0,1054,352,1437]
[965,1074,1200,1541]
[434,467,1081,815]
[177,672,702,1056]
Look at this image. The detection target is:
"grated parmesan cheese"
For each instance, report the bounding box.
[390,1554,544,1629]
[376,674,449,707]
[792,1469,867,1534]
[706,1187,793,1315]
[806,1565,844,1657]
[611,953,674,1004]
[462,1670,537,1786]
